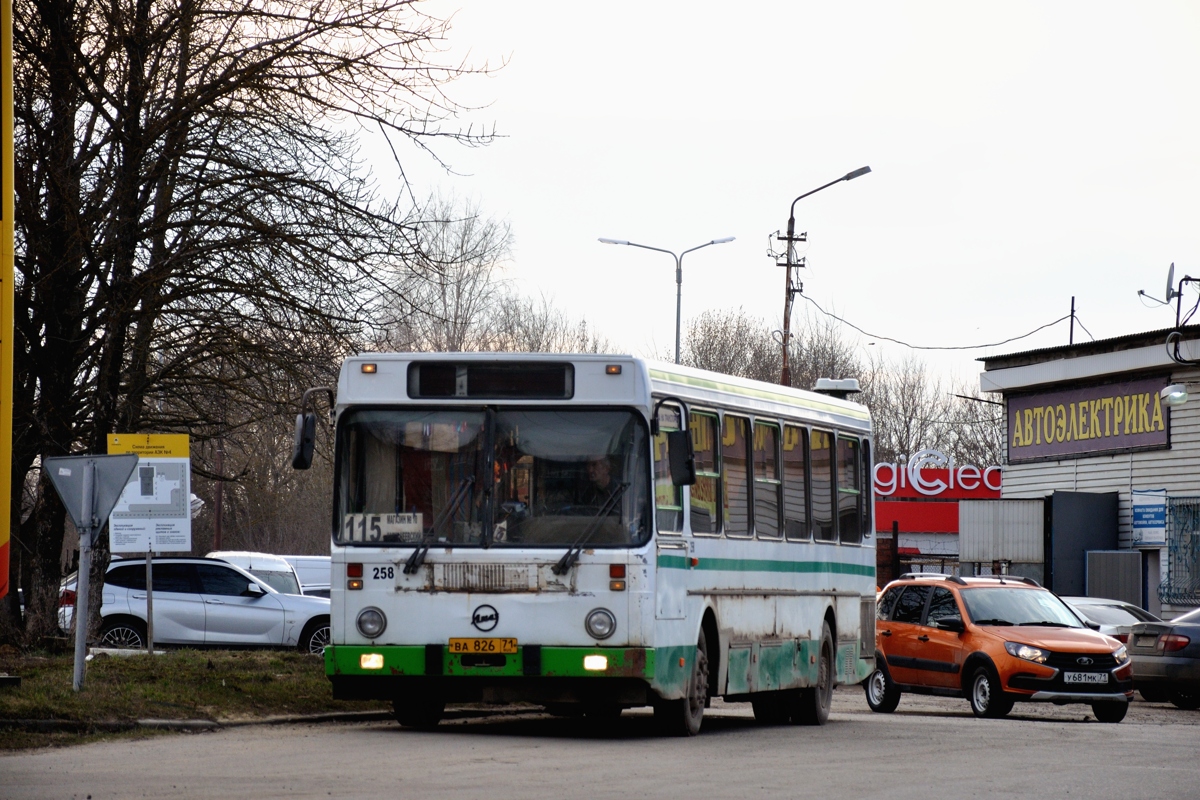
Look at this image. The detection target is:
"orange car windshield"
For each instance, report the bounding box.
[959,587,1083,628]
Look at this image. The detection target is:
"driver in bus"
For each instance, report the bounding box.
[581,455,620,509]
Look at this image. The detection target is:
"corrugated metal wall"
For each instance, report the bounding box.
[1086,551,1141,605]
[959,499,1045,562]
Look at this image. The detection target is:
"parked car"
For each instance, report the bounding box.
[281,555,332,597]
[866,573,1134,722]
[61,557,330,653]
[1060,596,1161,643]
[1127,606,1200,708]
[207,551,303,595]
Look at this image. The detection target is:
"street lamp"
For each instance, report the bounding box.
[598,236,736,364]
[779,166,871,386]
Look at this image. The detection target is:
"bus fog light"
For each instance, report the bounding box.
[585,608,616,640]
[357,607,387,638]
[360,653,384,670]
[583,655,608,671]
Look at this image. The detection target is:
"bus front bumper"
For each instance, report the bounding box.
[326,644,657,703]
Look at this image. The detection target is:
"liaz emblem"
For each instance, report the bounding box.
[471,604,499,632]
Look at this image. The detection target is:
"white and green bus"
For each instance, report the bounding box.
[293,353,876,734]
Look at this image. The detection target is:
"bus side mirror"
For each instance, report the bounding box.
[291,412,317,470]
[667,430,696,486]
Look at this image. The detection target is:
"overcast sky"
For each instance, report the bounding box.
[382,1,1200,387]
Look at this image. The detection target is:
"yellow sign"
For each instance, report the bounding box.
[0,0,15,599]
[108,433,191,458]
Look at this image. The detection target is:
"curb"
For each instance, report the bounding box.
[0,706,536,733]
[0,710,392,734]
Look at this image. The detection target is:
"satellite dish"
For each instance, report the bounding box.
[1167,263,1177,301]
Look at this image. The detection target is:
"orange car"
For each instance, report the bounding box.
[867,574,1134,722]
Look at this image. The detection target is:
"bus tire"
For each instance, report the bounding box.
[655,628,709,736]
[792,621,833,726]
[392,695,445,730]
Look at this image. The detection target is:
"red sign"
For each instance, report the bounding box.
[873,449,1001,535]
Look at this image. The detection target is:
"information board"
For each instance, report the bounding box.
[107,434,192,553]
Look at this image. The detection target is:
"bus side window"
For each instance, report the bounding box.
[753,422,781,538]
[861,439,873,540]
[722,415,751,538]
[837,434,862,544]
[653,405,683,533]
[689,412,721,535]
[782,424,808,540]
[811,429,836,542]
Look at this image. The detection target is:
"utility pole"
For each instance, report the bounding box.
[776,167,872,386]
[776,227,807,387]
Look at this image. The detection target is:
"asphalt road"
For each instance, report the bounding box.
[5,691,1199,800]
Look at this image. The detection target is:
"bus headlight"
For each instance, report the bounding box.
[357,607,387,638]
[585,608,616,640]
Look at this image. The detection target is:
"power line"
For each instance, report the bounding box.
[800,294,1072,351]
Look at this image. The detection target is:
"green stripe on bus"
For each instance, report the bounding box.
[648,369,870,421]
[657,553,875,577]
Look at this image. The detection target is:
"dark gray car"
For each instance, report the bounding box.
[1127,606,1200,708]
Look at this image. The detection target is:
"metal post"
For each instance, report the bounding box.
[72,461,94,692]
[674,254,683,364]
[1069,296,1075,345]
[778,167,872,386]
[213,438,224,549]
[781,214,797,386]
[145,549,154,652]
[597,237,734,366]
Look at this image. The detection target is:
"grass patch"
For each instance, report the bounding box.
[0,649,386,750]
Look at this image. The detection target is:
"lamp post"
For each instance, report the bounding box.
[598,236,736,364]
[779,166,871,386]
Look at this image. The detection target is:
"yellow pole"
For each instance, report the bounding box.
[0,0,15,599]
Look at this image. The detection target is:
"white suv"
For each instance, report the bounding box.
[90,557,330,653]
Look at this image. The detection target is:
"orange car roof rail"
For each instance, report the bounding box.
[898,573,968,585]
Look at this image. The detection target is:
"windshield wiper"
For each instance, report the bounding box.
[552,482,629,575]
[1017,620,1072,627]
[403,476,475,575]
[972,618,1013,626]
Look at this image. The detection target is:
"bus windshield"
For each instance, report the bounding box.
[336,408,651,548]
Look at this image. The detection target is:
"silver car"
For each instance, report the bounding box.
[1061,596,1160,643]
[70,557,330,653]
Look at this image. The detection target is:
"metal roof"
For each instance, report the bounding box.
[978,325,1200,370]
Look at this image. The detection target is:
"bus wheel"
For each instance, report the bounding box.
[393,695,445,730]
[792,621,833,726]
[655,628,709,736]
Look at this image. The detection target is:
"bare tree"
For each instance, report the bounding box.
[9,0,495,644]
[943,383,1005,465]
[381,195,610,355]
[675,306,1004,466]
[860,354,954,463]
[679,307,868,391]
[386,194,514,351]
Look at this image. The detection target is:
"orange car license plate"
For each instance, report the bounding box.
[1063,672,1108,684]
[449,637,518,654]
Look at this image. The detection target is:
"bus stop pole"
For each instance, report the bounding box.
[72,462,94,692]
[146,550,154,652]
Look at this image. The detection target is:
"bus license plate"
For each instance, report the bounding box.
[1063,672,1108,684]
[449,638,518,654]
